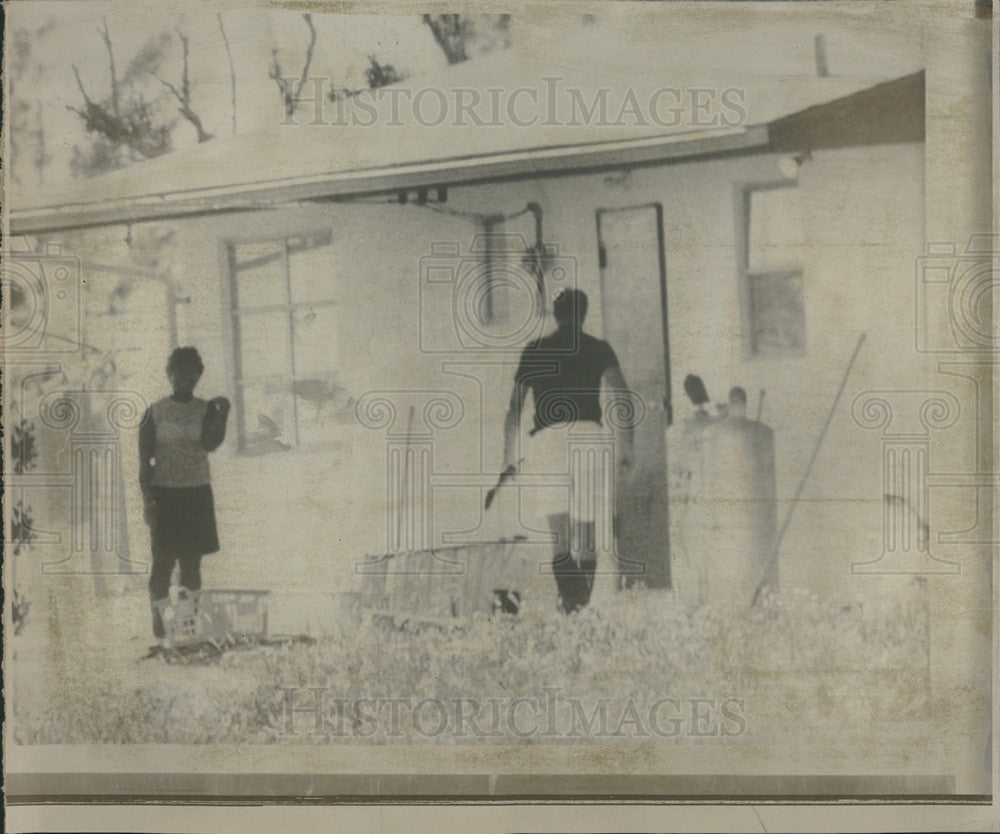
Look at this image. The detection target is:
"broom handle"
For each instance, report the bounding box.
[753,333,866,604]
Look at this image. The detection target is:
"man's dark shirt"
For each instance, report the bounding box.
[514,329,618,433]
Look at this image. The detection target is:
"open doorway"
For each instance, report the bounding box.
[596,204,672,588]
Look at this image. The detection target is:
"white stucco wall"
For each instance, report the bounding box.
[528,143,929,602]
[100,138,933,605]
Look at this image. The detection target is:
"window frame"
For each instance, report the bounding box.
[736,180,807,359]
[227,229,339,454]
[476,214,545,327]
[746,267,807,357]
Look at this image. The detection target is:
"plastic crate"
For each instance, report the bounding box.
[155,589,269,649]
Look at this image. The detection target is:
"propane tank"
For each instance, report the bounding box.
[668,407,777,608]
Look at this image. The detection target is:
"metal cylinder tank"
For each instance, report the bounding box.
[667,414,777,608]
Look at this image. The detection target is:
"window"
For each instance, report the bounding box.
[229,231,349,453]
[475,222,509,326]
[475,206,544,327]
[744,184,806,356]
[748,270,806,355]
[475,224,540,327]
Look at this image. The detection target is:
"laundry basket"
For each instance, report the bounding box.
[155,589,270,649]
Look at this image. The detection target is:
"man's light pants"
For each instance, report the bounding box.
[517,421,617,607]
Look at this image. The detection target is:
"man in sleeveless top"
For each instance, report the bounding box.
[139,347,230,645]
[502,289,635,612]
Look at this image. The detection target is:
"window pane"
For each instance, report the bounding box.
[288,233,336,305]
[291,304,338,379]
[231,231,339,452]
[237,311,296,449]
[502,214,545,321]
[295,381,356,447]
[484,227,513,324]
[291,305,349,446]
[241,378,295,453]
[748,186,803,274]
[749,272,806,355]
[475,223,539,326]
[238,310,292,382]
[232,241,286,309]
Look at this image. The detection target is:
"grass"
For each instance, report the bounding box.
[10,585,932,751]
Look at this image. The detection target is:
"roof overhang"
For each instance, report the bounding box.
[8,126,766,235]
[6,70,924,236]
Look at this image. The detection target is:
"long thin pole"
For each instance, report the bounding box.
[753,332,866,604]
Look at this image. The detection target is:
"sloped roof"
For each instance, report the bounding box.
[8,42,922,234]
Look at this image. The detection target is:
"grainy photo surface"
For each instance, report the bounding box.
[2,0,996,830]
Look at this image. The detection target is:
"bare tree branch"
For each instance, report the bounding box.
[422,14,469,65]
[268,48,288,115]
[269,13,317,118]
[154,73,183,102]
[67,64,103,127]
[294,14,317,102]
[68,37,174,173]
[155,29,213,142]
[178,27,191,102]
[97,17,119,119]
[218,12,238,135]
[71,63,94,106]
[422,14,512,63]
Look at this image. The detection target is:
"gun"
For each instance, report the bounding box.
[485,460,522,510]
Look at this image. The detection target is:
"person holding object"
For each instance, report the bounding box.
[138,347,230,646]
[501,288,634,613]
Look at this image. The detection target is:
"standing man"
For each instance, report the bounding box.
[502,289,634,613]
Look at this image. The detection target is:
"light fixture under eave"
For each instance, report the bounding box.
[779,150,811,180]
[779,155,800,180]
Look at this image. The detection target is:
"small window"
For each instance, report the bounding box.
[475,222,509,326]
[472,227,542,327]
[748,270,806,355]
[745,184,806,356]
[229,230,350,453]
[474,207,545,327]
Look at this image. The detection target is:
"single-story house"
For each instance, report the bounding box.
[3,36,941,603]
[7,10,994,795]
